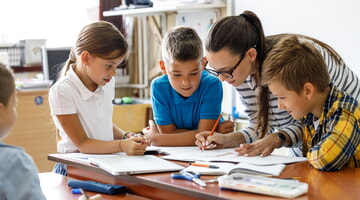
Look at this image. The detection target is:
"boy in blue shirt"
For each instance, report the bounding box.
[143,27,233,146]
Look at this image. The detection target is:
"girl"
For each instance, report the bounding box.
[49,21,147,175]
[195,10,360,157]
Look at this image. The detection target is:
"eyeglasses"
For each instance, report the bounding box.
[205,55,244,79]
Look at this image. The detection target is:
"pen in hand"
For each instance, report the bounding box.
[202,114,222,151]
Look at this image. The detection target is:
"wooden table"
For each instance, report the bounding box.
[48,154,360,200]
[39,172,150,200]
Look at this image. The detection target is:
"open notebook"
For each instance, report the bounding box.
[89,155,184,175]
[182,161,286,176]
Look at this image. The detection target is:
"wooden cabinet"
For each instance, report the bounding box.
[112,103,152,133]
[3,90,152,172]
[3,90,57,172]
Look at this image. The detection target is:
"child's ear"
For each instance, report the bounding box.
[201,57,207,70]
[80,51,91,65]
[159,60,167,74]
[303,82,315,100]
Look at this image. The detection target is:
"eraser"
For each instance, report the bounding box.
[72,188,82,194]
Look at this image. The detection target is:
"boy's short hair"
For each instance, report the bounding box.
[261,35,330,94]
[162,26,203,65]
[0,63,15,106]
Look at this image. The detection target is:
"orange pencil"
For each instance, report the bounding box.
[202,114,222,150]
[210,114,222,136]
[190,162,220,169]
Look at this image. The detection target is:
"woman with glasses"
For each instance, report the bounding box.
[195,10,360,157]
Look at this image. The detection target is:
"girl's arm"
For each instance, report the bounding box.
[113,124,125,140]
[56,114,146,154]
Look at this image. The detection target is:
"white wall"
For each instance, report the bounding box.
[0,0,98,47]
[234,0,360,76]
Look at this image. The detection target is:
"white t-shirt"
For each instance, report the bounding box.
[49,64,115,153]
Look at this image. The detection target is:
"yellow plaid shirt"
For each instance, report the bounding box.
[302,84,360,171]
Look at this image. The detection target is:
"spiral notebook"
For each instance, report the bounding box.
[89,155,184,175]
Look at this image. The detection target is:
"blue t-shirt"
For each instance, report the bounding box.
[151,71,223,130]
[0,142,46,200]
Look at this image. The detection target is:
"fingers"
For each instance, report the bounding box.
[235,143,268,157]
[195,131,209,149]
[121,138,147,155]
[131,136,147,144]
[217,121,235,134]
[148,120,155,126]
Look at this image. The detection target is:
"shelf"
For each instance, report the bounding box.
[104,1,228,99]
[11,65,42,73]
[103,2,226,17]
[115,83,148,88]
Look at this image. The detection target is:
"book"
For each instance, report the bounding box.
[159,146,307,165]
[89,155,184,175]
[182,161,286,176]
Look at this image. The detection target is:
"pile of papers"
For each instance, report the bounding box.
[16,78,53,91]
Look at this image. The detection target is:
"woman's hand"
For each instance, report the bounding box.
[235,134,281,157]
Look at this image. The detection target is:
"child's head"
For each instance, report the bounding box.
[0,63,17,139]
[261,35,330,120]
[62,21,129,90]
[160,26,205,97]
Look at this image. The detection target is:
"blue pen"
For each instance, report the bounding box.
[171,171,207,187]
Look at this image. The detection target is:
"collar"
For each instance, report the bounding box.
[172,86,200,104]
[67,64,103,101]
[235,74,258,91]
[303,84,336,126]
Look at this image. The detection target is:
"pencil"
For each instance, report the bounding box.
[190,163,220,169]
[210,114,222,136]
[202,114,222,151]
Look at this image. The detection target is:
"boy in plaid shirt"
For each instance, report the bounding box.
[261,35,360,171]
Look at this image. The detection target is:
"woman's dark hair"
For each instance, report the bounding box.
[206,10,269,138]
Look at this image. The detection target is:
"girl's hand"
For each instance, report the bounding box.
[120,137,148,155]
[142,120,160,145]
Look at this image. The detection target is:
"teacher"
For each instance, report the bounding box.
[195,10,360,157]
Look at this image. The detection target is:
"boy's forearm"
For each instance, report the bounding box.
[150,130,198,146]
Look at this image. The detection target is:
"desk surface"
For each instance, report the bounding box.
[39,172,150,200]
[48,154,360,200]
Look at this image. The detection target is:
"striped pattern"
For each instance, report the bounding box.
[303,85,360,171]
[235,37,360,154]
